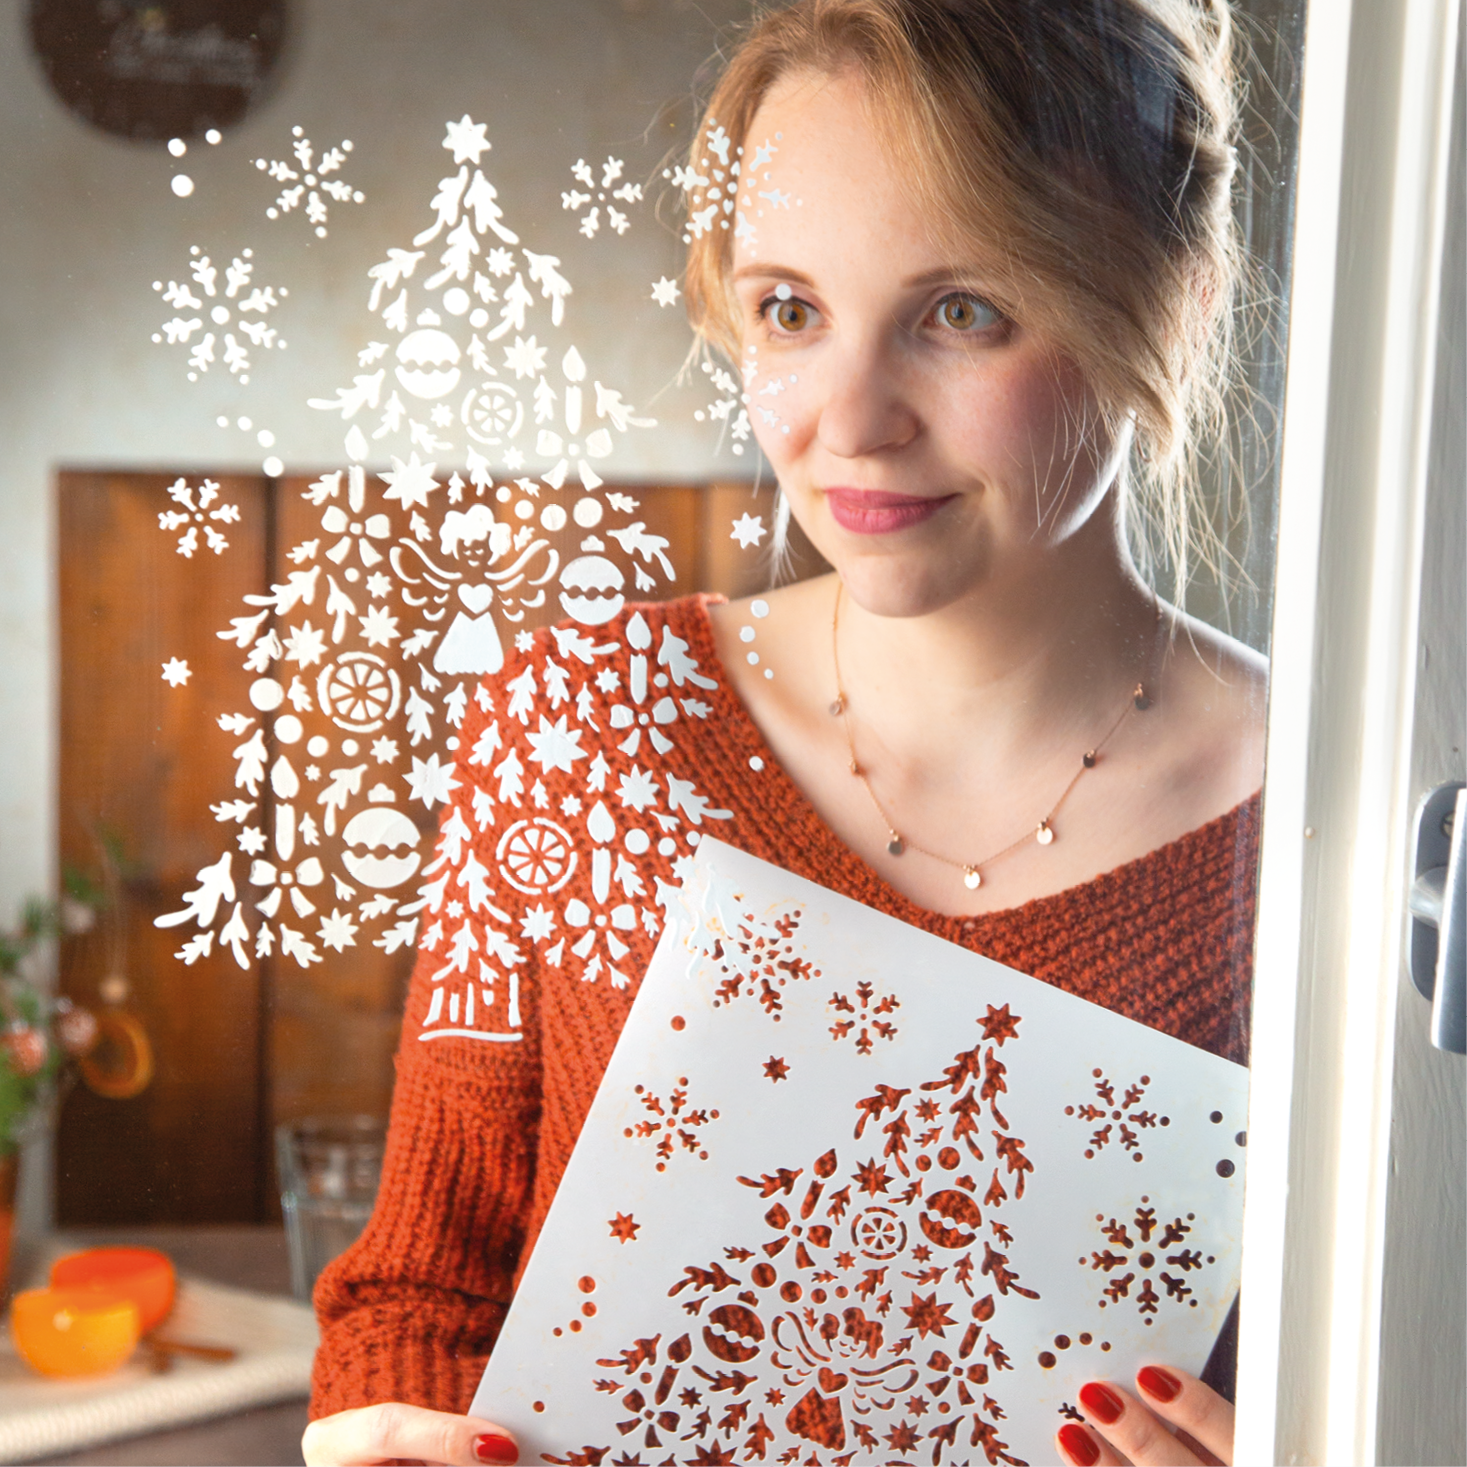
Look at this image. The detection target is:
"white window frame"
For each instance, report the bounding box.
[1235,0,1462,1462]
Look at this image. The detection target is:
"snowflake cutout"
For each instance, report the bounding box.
[561,155,642,238]
[622,1076,718,1171]
[827,981,900,1053]
[255,126,364,238]
[1084,1196,1213,1324]
[151,246,288,383]
[700,906,821,1021]
[1065,1068,1170,1161]
[157,477,242,556]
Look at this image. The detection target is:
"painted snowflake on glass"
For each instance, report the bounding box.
[562,156,643,238]
[254,126,364,237]
[151,246,288,383]
[156,477,242,557]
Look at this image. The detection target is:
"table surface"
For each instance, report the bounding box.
[15,1225,309,1467]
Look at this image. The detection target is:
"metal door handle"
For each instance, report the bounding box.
[1407,783,1466,1054]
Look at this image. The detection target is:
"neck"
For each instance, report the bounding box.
[831,518,1159,749]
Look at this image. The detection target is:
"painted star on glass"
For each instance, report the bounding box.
[526,714,587,775]
[442,113,491,165]
[405,752,460,809]
[729,512,766,549]
[650,276,680,307]
[380,452,440,511]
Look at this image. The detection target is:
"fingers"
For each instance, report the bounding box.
[1055,1420,1128,1466]
[1135,1365,1234,1464]
[1054,1367,1234,1467]
[301,1403,519,1466]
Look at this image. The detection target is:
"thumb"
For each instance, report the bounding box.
[457,1417,518,1466]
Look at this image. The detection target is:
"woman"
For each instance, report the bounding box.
[304,2,1263,1463]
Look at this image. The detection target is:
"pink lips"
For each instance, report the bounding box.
[823,488,956,535]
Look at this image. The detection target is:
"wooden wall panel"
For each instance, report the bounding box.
[57,472,271,1223]
[55,470,816,1224]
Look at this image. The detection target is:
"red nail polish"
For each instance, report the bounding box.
[474,1433,517,1465]
[1079,1380,1125,1425]
[1058,1422,1102,1466]
[1137,1364,1183,1402]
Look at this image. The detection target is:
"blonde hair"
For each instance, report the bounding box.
[683,0,1246,592]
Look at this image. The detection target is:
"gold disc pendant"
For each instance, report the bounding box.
[963,867,982,890]
[887,834,906,856]
[1036,820,1055,846]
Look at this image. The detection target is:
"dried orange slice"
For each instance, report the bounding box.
[50,1246,175,1332]
[76,1011,153,1099]
[10,1287,140,1376]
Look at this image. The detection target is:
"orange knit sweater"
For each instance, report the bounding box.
[310,595,1258,1418]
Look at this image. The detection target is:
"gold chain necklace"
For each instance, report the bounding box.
[829,582,1152,891]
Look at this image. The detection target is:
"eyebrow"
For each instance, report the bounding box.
[730,263,989,289]
[730,264,816,286]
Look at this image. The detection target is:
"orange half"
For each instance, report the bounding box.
[49,1246,176,1332]
[11,1287,141,1376]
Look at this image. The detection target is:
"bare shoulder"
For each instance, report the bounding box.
[1155,609,1269,805]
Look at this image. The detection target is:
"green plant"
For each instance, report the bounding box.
[0,882,104,1155]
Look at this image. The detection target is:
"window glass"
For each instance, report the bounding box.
[8,2,1304,1458]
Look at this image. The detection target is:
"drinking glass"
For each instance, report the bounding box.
[276,1115,386,1303]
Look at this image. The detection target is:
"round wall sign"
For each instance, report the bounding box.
[29,0,288,142]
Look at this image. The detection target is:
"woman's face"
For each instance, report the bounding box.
[730,70,1127,620]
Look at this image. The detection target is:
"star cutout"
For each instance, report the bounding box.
[442,114,490,165]
[650,275,680,307]
[608,1212,640,1243]
[729,513,766,549]
[763,1056,789,1082]
[515,630,535,652]
[160,657,191,687]
[371,737,399,763]
[979,1003,1021,1045]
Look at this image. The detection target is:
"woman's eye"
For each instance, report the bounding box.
[763,296,812,333]
[934,293,1001,332]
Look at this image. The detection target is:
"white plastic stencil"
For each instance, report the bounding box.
[473,839,1246,1465]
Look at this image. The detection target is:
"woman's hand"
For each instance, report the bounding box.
[302,1403,518,1466]
[1055,1366,1232,1466]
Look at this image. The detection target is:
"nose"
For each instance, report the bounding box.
[815,343,919,460]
